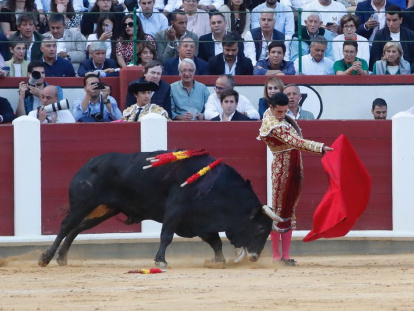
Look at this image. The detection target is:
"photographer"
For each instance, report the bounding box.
[15,60,63,116]
[28,86,75,124]
[72,73,122,122]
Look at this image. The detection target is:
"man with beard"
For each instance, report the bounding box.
[283,84,315,120]
[162,37,209,75]
[207,32,253,75]
[371,98,388,119]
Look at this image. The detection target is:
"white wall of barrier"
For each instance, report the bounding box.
[1,113,414,245]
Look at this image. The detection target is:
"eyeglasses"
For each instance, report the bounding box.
[124,22,134,28]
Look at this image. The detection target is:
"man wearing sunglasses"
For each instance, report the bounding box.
[15,60,64,116]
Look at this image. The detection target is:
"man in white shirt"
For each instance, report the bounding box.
[28,85,75,124]
[294,36,334,75]
[302,0,347,36]
[204,74,260,120]
[137,0,169,36]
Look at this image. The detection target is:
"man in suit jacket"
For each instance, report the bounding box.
[210,89,251,121]
[155,10,199,64]
[0,96,15,124]
[284,84,315,120]
[244,9,285,66]
[369,5,414,71]
[208,32,253,75]
[78,41,119,77]
[355,0,397,41]
[43,13,86,73]
[163,37,210,75]
[198,12,245,62]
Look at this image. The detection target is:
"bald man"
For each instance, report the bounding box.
[28,85,75,123]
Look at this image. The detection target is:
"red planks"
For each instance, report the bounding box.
[0,125,14,236]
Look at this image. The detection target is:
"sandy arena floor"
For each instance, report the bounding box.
[0,253,413,311]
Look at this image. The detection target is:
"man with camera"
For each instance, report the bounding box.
[28,86,75,124]
[72,73,122,122]
[15,61,64,117]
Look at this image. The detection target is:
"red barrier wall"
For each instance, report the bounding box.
[0,126,14,236]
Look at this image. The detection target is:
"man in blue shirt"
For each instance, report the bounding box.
[41,37,76,77]
[137,0,169,36]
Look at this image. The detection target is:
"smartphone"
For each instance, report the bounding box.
[94,82,106,90]
[104,24,113,33]
[371,13,379,21]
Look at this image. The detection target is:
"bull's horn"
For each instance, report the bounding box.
[272,222,292,233]
[262,205,291,222]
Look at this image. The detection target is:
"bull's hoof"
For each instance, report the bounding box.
[38,253,52,267]
[155,261,167,269]
[204,259,225,269]
[56,256,67,266]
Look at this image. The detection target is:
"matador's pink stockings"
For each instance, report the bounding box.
[271,230,293,260]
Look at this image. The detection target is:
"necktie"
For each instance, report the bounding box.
[134,107,143,122]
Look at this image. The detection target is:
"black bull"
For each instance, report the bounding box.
[39,151,285,268]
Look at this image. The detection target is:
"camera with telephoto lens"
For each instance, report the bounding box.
[25,70,42,97]
[44,99,70,113]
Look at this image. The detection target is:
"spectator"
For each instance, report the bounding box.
[88,0,125,10]
[163,37,210,75]
[15,60,64,116]
[369,5,414,72]
[372,41,411,74]
[41,36,76,77]
[290,12,334,62]
[251,0,294,42]
[219,0,251,38]
[4,38,29,77]
[402,4,414,30]
[86,14,118,60]
[35,0,85,12]
[47,0,83,30]
[332,15,370,64]
[0,0,38,37]
[170,58,209,120]
[125,60,172,118]
[284,84,315,119]
[355,0,394,44]
[137,0,169,36]
[43,13,86,73]
[334,41,369,75]
[78,41,119,77]
[301,0,347,36]
[0,96,16,124]
[28,85,75,123]
[211,89,251,121]
[73,73,122,122]
[182,0,210,37]
[0,32,9,63]
[195,0,223,12]
[137,42,157,66]
[244,9,285,66]
[9,14,44,61]
[294,36,334,75]
[116,14,155,68]
[80,0,124,37]
[204,74,260,120]
[151,0,179,14]
[208,32,253,75]
[371,98,388,119]
[155,10,199,63]
[199,12,244,62]
[122,80,170,121]
[258,76,285,119]
[254,41,295,75]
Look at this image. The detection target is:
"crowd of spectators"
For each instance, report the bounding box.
[1,0,414,123]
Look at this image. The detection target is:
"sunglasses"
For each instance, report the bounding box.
[124,22,134,28]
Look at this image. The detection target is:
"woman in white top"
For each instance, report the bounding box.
[332,15,370,64]
[219,0,250,38]
[86,14,117,59]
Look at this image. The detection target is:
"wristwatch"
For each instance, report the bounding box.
[105,99,111,105]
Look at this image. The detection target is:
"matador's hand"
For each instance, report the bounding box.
[323,145,334,154]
